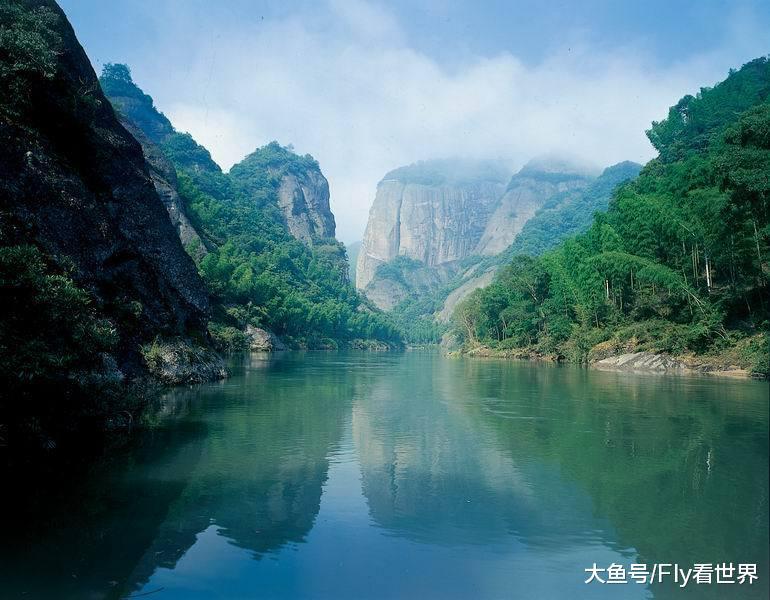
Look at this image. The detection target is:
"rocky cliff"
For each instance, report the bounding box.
[356,157,600,312]
[434,160,642,322]
[1,0,211,340]
[475,158,595,255]
[100,64,210,258]
[356,159,510,293]
[119,118,208,259]
[230,142,336,245]
[0,0,218,439]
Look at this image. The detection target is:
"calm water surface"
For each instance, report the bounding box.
[1,352,767,599]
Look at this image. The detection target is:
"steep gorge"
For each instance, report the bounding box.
[100,64,401,348]
[356,159,509,292]
[355,157,641,340]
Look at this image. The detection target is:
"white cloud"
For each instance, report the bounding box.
[150,0,767,243]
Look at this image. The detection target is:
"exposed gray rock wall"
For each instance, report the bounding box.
[119,118,208,260]
[356,157,596,312]
[591,351,751,377]
[356,177,505,292]
[476,176,590,256]
[245,326,287,352]
[277,169,336,244]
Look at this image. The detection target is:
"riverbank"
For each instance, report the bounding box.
[450,333,769,379]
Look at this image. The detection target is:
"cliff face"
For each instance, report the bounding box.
[0,2,211,376]
[118,118,208,259]
[475,162,594,256]
[356,160,509,292]
[275,168,335,244]
[100,64,210,258]
[356,158,600,311]
[230,142,336,246]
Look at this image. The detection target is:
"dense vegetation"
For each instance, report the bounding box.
[100,65,401,349]
[494,161,642,261]
[454,58,770,375]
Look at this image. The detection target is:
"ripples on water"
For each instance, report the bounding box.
[0,351,767,599]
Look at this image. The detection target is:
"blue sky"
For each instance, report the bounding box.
[59,0,770,241]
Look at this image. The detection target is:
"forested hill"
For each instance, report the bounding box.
[100,65,401,349]
[494,161,642,261]
[454,57,770,376]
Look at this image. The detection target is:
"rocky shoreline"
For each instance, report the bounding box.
[450,345,764,379]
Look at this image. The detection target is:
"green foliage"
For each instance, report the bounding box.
[0,245,118,388]
[100,65,401,346]
[0,1,62,117]
[647,56,770,162]
[389,294,449,344]
[455,59,770,374]
[374,256,424,286]
[207,323,250,353]
[230,141,319,180]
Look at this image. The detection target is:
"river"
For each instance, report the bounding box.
[1,352,767,599]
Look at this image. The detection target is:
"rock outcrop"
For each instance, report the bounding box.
[356,159,510,294]
[592,351,751,378]
[229,142,336,246]
[356,157,601,312]
[475,159,595,256]
[276,170,335,244]
[143,340,229,385]
[0,1,212,364]
[245,326,287,352]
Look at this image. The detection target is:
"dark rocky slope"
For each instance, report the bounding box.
[0,0,221,445]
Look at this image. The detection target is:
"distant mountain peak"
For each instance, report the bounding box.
[383,158,511,186]
[518,154,601,178]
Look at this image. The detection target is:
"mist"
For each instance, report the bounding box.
[61,0,770,242]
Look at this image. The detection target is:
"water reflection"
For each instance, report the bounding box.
[0,352,766,599]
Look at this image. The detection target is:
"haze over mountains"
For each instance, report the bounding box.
[58,0,770,243]
[355,157,641,322]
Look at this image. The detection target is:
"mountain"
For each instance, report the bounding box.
[355,159,511,302]
[355,156,634,340]
[100,65,401,349]
[452,57,770,376]
[230,144,335,245]
[102,65,335,250]
[0,0,223,441]
[494,161,643,262]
